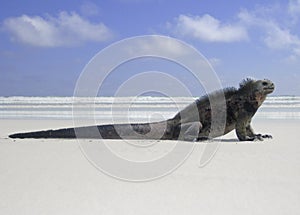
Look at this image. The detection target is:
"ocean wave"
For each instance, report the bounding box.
[0,96,299,120]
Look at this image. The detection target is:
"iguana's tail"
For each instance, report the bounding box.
[9,126,94,139]
[9,121,176,140]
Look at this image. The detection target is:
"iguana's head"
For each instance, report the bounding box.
[254,79,275,95]
[238,78,275,106]
[239,78,275,95]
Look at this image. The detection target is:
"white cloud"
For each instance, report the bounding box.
[288,0,300,18]
[238,9,300,58]
[136,36,190,57]
[263,23,300,50]
[171,14,248,42]
[169,3,300,61]
[3,11,113,47]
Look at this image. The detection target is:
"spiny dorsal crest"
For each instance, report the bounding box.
[239,78,255,89]
[238,78,257,93]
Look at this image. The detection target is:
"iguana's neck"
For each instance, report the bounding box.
[254,92,267,107]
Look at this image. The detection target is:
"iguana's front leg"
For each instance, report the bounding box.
[246,123,272,140]
[236,120,251,141]
[236,118,272,141]
[245,123,263,141]
[236,117,259,141]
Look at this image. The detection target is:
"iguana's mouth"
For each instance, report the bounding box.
[265,87,274,90]
[264,86,275,93]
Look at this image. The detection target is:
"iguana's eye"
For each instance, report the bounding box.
[262,81,268,86]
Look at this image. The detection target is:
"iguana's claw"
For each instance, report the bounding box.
[261,134,272,139]
[256,134,272,140]
[250,134,273,141]
[245,135,263,141]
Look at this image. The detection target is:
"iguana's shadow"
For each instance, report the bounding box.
[213,138,239,143]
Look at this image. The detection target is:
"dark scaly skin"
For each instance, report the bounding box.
[9,79,275,141]
[170,79,275,141]
[228,79,274,141]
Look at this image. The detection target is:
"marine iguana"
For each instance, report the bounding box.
[9,78,275,141]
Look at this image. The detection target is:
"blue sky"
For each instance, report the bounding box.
[0,0,300,96]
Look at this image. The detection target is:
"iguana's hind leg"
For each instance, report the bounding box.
[179,122,202,141]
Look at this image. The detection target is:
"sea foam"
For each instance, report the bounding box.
[0,96,299,120]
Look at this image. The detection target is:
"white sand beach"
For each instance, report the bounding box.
[0,118,299,215]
